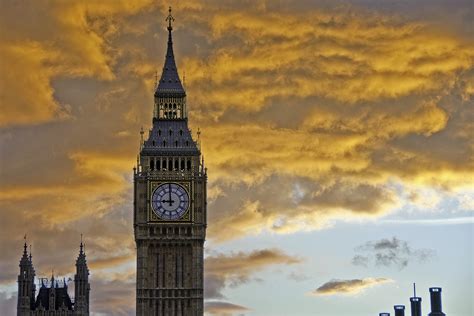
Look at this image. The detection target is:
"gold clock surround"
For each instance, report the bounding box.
[148,181,192,223]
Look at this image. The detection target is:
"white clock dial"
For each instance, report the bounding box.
[151,183,189,220]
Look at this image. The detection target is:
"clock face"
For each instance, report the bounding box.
[151,183,189,220]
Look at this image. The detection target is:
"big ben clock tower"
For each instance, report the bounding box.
[134,8,206,315]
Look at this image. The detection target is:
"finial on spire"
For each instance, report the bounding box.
[80,234,84,254]
[166,6,175,31]
[197,128,201,149]
[413,282,416,297]
[23,234,28,255]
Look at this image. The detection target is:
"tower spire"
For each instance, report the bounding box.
[154,6,186,120]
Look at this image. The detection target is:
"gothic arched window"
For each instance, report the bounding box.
[150,159,154,170]
[187,159,191,170]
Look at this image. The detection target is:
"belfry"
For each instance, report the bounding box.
[133,7,207,316]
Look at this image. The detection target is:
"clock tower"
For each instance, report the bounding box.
[133,8,206,316]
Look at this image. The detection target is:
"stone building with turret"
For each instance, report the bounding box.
[17,239,90,316]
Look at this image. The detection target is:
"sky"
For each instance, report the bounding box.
[0,0,473,315]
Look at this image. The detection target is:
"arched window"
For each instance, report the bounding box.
[158,129,161,136]
[152,140,155,146]
[162,159,167,169]
[185,140,189,147]
[169,129,173,136]
[168,158,172,170]
[150,159,154,170]
[163,140,166,147]
[175,140,178,147]
[179,130,183,136]
[174,159,179,170]
[181,160,185,170]
[187,159,191,170]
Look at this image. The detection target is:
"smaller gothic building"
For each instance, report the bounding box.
[17,239,90,316]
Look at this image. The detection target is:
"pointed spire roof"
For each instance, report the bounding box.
[155,6,185,96]
[76,235,87,266]
[20,235,30,266]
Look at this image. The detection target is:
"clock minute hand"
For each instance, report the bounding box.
[167,183,173,206]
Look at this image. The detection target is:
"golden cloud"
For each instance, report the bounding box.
[311,277,393,296]
[0,0,154,127]
[205,301,250,316]
[183,9,474,112]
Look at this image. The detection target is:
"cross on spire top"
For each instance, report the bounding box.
[166,6,175,31]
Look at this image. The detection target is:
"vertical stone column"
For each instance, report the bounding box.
[136,241,148,316]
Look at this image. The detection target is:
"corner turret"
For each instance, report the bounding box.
[74,236,90,316]
[17,237,36,316]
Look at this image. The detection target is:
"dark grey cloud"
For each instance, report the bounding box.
[352,237,436,269]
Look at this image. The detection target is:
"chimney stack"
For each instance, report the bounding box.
[410,283,422,316]
[428,287,446,316]
[394,305,405,316]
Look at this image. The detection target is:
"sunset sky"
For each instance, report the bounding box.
[0,0,473,315]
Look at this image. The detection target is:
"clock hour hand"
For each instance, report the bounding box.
[161,199,175,206]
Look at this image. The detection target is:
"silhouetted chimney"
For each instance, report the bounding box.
[428,287,446,316]
[394,305,405,316]
[410,283,422,316]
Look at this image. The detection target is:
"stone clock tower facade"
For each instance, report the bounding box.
[133,8,206,316]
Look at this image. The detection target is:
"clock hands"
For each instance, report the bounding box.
[161,183,175,206]
[169,183,172,201]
